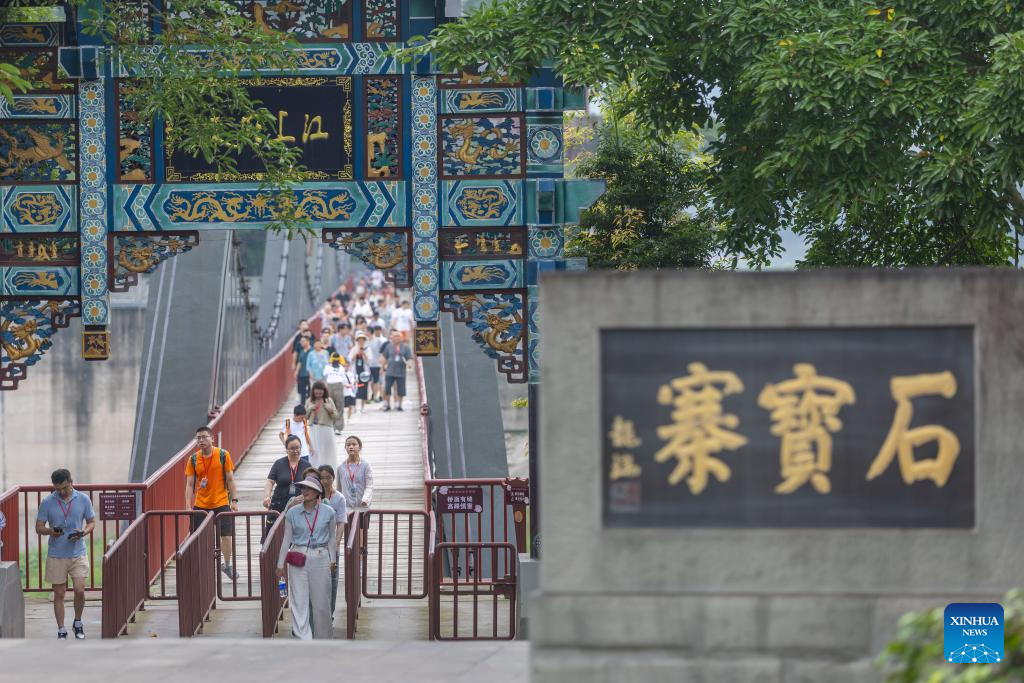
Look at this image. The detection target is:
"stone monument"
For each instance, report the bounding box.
[533,270,1021,682]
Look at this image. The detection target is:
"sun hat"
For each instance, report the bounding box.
[355,331,368,340]
[295,475,323,494]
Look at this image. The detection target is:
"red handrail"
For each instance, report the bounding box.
[260,512,288,638]
[345,510,362,639]
[360,509,429,599]
[431,542,518,641]
[100,513,149,638]
[175,511,216,636]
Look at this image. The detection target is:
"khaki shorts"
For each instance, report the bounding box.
[45,554,89,585]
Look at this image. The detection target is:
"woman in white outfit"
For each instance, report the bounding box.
[340,435,373,511]
[305,381,338,470]
[276,474,336,639]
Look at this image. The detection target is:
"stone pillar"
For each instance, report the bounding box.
[533,270,1022,682]
[0,561,24,638]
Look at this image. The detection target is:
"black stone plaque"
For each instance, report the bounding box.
[601,327,975,528]
[165,77,352,182]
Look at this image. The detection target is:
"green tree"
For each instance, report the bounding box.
[565,111,724,270]
[399,0,1024,267]
[876,588,1023,682]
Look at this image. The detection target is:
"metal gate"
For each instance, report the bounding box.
[360,509,430,599]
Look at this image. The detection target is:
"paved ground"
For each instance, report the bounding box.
[0,639,529,683]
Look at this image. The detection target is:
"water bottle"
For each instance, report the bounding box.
[278,577,287,598]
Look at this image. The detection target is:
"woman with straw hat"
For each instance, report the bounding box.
[276,474,336,639]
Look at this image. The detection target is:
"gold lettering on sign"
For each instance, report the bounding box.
[608,415,642,449]
[758,364,856,495]
[655,363,747,494]
[609,453,642,481]
[302,114,329,143]
[274,110,296,143]
[866,371,960,487]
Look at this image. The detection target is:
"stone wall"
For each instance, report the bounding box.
[533,270,1022,683]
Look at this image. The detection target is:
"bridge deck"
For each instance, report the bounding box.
[24,372,427,640]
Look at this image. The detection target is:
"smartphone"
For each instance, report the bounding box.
[53,526,64,536]
[67,530,84,541]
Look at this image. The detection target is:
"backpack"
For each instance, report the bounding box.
[191,447,229,492]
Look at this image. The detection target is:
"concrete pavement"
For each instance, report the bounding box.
[0,639,529,682]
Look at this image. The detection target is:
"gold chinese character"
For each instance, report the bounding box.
[758,363,856,494]
[273,110,296,143]
[866,371,960,486]
[608,415,642,449]
[302,114,329,143]
[609,453,642,480]
[655,362,747,494]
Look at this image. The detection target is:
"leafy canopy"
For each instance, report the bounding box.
[565,110,725,270]
[400,0,1024,267]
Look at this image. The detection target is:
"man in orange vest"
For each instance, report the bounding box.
[184,426,240,579]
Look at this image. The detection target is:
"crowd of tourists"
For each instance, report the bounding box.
[32,269,414,641]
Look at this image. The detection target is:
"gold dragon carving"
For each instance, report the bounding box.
[455,188,507,220]
[446,119,514,167]
[0,317,41,362]
[166,191,354,223]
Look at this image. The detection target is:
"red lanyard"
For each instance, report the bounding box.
[289,459,300,483]
[197,449,215,480]
[346,463,359,485]
[57,493,74,523]
[303,505,320,534]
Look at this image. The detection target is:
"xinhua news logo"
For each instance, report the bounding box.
[944,603,1003,664]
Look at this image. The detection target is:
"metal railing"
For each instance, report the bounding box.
[176,511,216,636]
[431,542,518,641]
[425,478,531,573]
[345,510,362,639]
[100,513,149,638]
[217,511,278,601]
[145,511,196,600]
[0,484,145,592]
[260,512,288,638]
[361,509,429,599]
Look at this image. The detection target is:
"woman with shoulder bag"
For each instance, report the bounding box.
[276,474,337,639]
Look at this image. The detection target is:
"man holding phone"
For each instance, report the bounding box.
[35,468,95,640]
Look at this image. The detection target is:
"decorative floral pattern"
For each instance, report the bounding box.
[411,77,438,321]
[78,80,108,326]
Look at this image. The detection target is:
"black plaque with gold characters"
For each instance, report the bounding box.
[166,77,353,182]
[601,327,975,528]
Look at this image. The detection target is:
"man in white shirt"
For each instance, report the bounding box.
[353,297,374,319]
[391,300,415,342]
